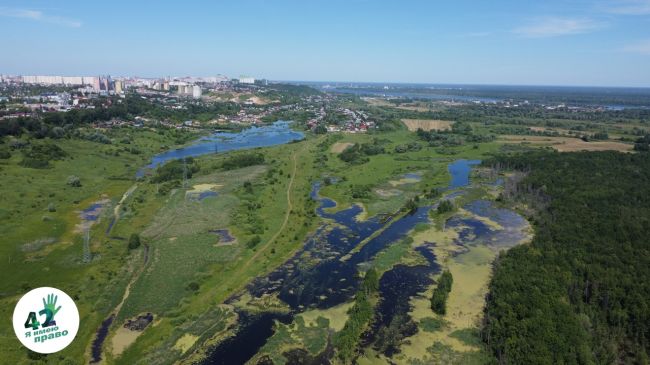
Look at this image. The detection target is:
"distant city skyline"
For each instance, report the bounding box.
[1,0,650,87]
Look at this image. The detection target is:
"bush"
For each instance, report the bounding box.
[246,235,261,249]
[66,175,82,187]
[20,143,68,168]
[437,200,454,214]
[186,282,200,292]
[128,233,141,250]
[85,132,112,144]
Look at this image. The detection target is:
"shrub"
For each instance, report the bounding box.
[128,233,141,250]
[66,175,82,187]
[20,143,68,168]
[246,235,261,249]
[437,200,454,214]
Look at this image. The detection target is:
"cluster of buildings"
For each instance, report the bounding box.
[17,75,117,93]
[173,83,202,99]
[0,74,243,99]
[306,106,376,133]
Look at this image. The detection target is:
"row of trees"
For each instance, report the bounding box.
[334,268,380,362]
[431,270,453,315]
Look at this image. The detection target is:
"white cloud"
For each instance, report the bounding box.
[604,0,650,15]
[513,17,604,38]
[622,40,650,54]
[0,7,81,28]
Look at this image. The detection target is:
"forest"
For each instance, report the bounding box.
[483,151,650,364]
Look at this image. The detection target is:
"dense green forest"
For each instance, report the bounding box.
[483,151,650,364]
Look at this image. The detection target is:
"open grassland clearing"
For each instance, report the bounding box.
[499,135,633,152]
[116,139,323,364]
[402,119,454,131]
[0,129,200,364]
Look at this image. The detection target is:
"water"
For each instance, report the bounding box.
[447,159,481,189]
[209,229,236,243]
[90,315,115,363]
[447,200,530,249]
[137,121,304,177]
[205,312,292,365]
[80,203,105,221]
[326,87,501,104]
[203,159,480,364]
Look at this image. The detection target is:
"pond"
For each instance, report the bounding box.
[136,121,304,177]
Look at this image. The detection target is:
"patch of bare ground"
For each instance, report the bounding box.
[499,135,633,152]
[402,119,454,132]
[330,142,354,154]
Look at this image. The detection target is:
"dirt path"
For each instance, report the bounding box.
[241,150,298,270]
[106,183,138,236]
[89,245,148,363]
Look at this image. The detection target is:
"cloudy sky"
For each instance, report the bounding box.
[1,0,649,86]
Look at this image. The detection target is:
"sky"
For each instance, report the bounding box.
[1,0,650,87]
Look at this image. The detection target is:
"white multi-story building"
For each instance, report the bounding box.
[21,75,98,87]
[239,76,255,84]
[192,85,202,99]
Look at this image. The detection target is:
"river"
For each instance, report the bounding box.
[202,160,501,364]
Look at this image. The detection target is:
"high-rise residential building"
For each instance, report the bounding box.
[192,85,202,99]
[239,76,255,84]
[92,77,101,91]
[114,80,123,94]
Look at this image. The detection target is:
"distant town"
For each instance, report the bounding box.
[0,74,379,133]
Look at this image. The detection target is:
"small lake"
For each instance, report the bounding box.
[137,121,303,177]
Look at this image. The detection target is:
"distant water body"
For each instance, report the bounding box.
[137,121,303,177]
[293,81,650,109]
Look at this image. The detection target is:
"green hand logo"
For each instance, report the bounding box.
[40,294,62,327]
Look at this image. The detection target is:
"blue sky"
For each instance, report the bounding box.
[1,0,650,86]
